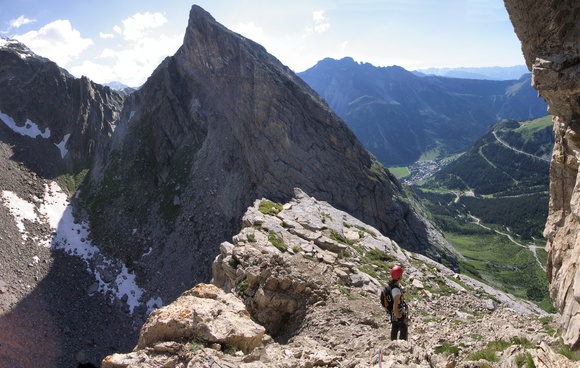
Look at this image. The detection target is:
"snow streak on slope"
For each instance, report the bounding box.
[0,110,51,138]
[0,110,70,158]
[1,182,162,314]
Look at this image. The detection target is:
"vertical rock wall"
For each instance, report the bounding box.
[505,0,580,348]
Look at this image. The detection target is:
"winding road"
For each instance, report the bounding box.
[468,214,546,272]
[492,131,550,162]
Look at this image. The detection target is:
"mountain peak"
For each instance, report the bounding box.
[86,2,450,307]
[0,36,40,60]
[178,5,270,73]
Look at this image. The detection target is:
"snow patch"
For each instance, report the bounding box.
[142,247,153,257]
[0,38,33,59]
[1,190,38,241]
[1,181,161,314]
[55,133,70,158]
[0,110,51,139]
[147,297,162,311]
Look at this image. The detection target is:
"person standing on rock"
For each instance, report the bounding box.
[388,265,408,340]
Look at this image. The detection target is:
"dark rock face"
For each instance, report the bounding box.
[505,0,580,349]
[83,5,454,303]
[0,40,134,368]
[0,39,124,175]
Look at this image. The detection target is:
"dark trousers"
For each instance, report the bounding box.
[390,319,408,340]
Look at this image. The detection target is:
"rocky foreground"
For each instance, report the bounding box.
[101,189,579,367]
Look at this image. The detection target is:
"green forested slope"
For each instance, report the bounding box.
[413,116,554,311]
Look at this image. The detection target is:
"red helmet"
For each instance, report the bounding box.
[391,265,403,279]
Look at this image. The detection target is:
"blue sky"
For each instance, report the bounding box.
[0,0,525,87]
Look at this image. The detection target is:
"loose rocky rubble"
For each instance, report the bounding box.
[102,189,580,367]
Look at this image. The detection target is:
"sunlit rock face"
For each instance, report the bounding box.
[505,0,580,349]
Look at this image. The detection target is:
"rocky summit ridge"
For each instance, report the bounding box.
[0,5,456,367]
[0,37,123,174]
[2,2,580,367]
[102,189,577,368]
[81,3,454,305]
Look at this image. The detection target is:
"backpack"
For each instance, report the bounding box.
[380,285,399,314]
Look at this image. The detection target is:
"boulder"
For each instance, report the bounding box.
[137,284,265,354]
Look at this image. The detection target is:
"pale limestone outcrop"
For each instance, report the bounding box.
[136,283,265,353]
[505,0,580,349]
[101,284,265,368]
[102,190,577,367]
[212,188,407,338]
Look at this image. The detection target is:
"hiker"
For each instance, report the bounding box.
[384,265,408,340]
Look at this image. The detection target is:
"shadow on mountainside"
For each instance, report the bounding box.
[0,251,137,368]
[0,130,139,367]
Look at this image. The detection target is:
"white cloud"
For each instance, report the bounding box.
[68,11,180,86]
[14,20,93,67]
[68,33,182,87]
[10,15,36,28]
[313,10,326,23]
[313,10,330,33]
[121,12,168,41]
[99,32,115,39]
[68,60,117,86]
[315,22,331,33]
[98,48,116,59]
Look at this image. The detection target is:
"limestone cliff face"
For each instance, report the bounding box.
[505,0,580,348]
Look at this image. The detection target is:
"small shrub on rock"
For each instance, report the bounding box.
[268,231,287,252]
[258,200,282,215]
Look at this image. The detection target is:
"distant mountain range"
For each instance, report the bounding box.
[413,65,530,80]
[298,57,547,166]
[104,81,138,95]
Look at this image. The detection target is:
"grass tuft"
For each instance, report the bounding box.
[258,200,283,215]
[268,231,287,252]
[515,352,536,368]
[329,229,355,245]
[434,343,460,356]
